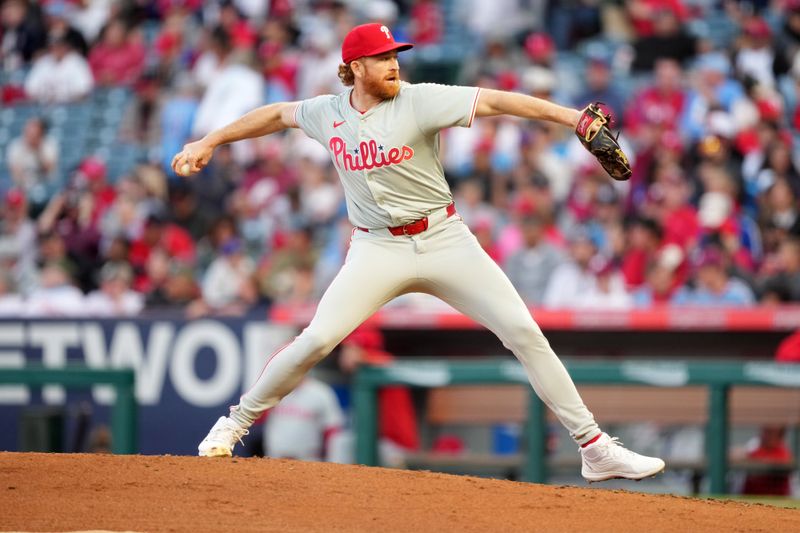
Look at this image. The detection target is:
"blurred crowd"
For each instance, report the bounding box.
[2,0,800,317]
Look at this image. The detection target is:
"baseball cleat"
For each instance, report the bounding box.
[198,416,249,457]
[580,433,666,482]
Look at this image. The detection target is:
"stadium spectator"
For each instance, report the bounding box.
[504,215,564,305]
[759,177,798,239]
[520,123,572,202]
[625,58,687,138]
[470,215,502,264]
[256,225,318,304]
[585,183,626,259]
[141,248,199,308]
[734,318,800,495]
[580,257,633,309]
[459,0,526,42]
[632,244,684,306]
[296,158,341,227]
[519,37,558,90]
[648,170,699,251]
[215,0,257,51]
[25,262,84,316]
[739,425,794,496]
[548,0,602,50]
[453,178,498,230]
[84,262,144,316]
[758,238,800,302]
[24,32,93,103]
[295,25,341,99]
[0,0,47,71]
[99,177,151,251]
[36,231,77,285]
[408,0,443,46]
[168,182,213,242]
[192,237,257,317]
[0,189,37,295]
[626,0,690,38]
[191,26,232,91]
[671,248,756,306]
[733,17,789,90]
[542,226,599,308]
[191,49,264,165]
[6,117,59,199]
[0,271,24,316]
[128,212,195,292]
[89,18,146,87]
[631,6,697,72]
[261,375,344,462]
[338,327,420,466]
[69,0,112,43]
[521,64,564,105]
[152,6,187,84]
[622,217,664,289]
[195,214,238,273]
[159,74,199,175]
[681,52,746,142]
[259,28,299,103]
[776,326,800,362]
[37,187,102,292]
[751,141,800,215]
[574,52,625,126]
[43,1,88,57]
[696,170,759,273]
[73,157,117,227]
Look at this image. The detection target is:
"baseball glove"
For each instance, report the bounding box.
[575,103,631,181]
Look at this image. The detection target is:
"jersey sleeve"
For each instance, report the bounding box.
[293,94,336,143]
[411,83,481,135]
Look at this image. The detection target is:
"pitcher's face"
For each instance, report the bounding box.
[357,51,400,99]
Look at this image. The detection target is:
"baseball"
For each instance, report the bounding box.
[179,163,191,176]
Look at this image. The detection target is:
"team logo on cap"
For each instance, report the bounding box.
[380,25,392,40]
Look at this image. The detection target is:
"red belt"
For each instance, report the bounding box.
[359,202,456,236]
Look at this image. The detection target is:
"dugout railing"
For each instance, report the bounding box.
[353,360,800,495]
[0,366,137,454]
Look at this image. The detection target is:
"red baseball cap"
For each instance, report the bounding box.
[5,188,25,208]
[341,23,412,64]
[342,326,385,351]
[78,157,106,182]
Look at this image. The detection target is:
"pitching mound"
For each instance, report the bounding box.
[1,452,797,532]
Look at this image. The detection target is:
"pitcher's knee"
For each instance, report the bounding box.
[298,330,339,362]
[501,322,551,356]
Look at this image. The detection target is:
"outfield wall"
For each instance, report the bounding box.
[0,318,294,455]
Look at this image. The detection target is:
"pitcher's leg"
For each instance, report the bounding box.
[421,223,600,444]
[230,236,413,428]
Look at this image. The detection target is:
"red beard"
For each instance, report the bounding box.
[363,70,400,100]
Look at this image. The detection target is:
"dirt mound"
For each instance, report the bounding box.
[0,452,797,532]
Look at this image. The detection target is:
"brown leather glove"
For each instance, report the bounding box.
[575,103,632,181]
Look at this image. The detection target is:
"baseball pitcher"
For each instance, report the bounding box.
[173,23,660,481]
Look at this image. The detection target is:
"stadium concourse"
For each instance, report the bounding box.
[1,452,799,532]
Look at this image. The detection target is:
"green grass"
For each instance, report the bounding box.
[704,495,800,509]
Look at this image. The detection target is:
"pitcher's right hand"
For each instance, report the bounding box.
[172,139,215,176]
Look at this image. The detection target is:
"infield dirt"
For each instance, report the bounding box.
[0,452,797,532]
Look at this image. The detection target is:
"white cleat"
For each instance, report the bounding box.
[580,433,666,482]
[198,416,249,457]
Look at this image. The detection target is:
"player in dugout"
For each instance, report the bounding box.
[173,22,664,482]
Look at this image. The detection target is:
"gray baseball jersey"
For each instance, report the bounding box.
[293,82,481,229]
[263,377,344,461]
